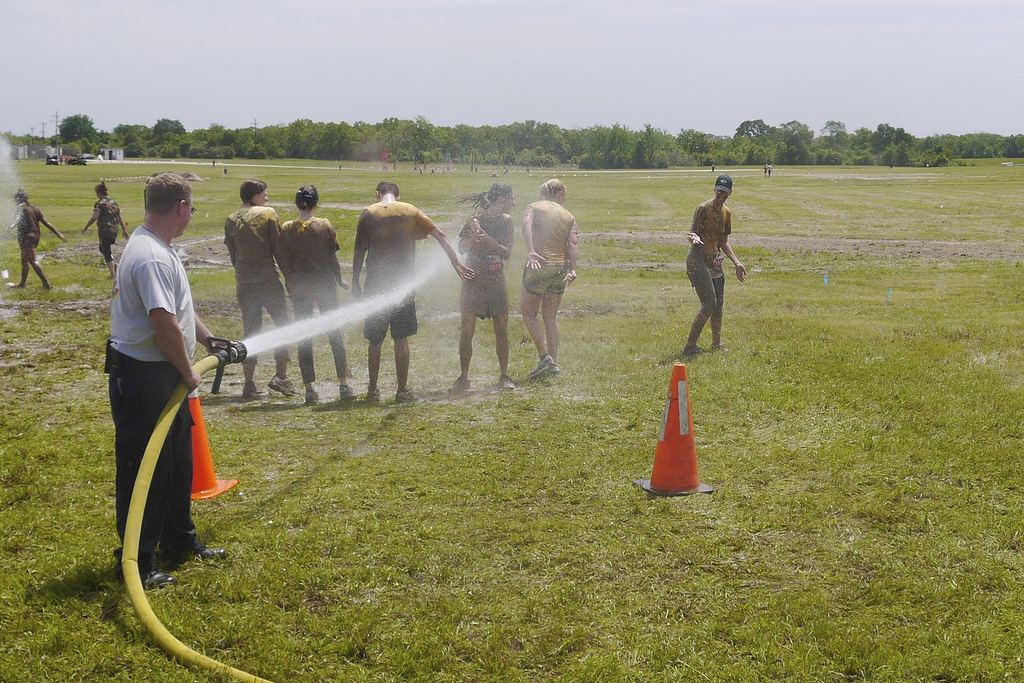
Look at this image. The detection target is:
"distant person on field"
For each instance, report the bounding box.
[352,181,473,403]
[682,174,747,356]
[224,179,300,399]
[451,183,517,393]
[82,181,129,279]
[277,185,354,405]
[521,178,578,380]
[8,189,67,289]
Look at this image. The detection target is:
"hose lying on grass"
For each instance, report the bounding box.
[121,353,274,683]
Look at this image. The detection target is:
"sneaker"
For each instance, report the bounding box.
[528,354,556,380]
[711,342,729,352]
[548,362,561,377]
[268,376,301,397]
[498,375,517,390]
[395,389,417,403]
[338,384,356,400]
[242,381,268,398]
[365,389,382,402]
[7,282,25,288]
[450,375,471,393]
[681,345,706,357]
[42,282,53,290]
[305,388,319,405]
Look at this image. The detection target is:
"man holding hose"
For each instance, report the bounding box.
[107,172,227,588]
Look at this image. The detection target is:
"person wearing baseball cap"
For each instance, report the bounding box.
[682,174,747,355]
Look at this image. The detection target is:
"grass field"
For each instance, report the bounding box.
[3,159,1024,682]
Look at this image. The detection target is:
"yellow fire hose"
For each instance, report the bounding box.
[120,353,274,683]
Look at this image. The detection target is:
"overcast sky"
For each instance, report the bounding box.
[2,0,1021,140]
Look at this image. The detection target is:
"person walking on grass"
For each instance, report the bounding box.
[8,189,67,290]
[682,174,747,356]
[82,181,129,279]
[521,179,578,380]
[451,183,517,393]
[107,172,228,588]
[224,179,301,399]
[276,185,354,406]
[352,181,474,403]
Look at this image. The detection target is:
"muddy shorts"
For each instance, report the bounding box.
[364,297,418,345]
[522,265,569,297]
[17,232,38,251]
[462,271,509,320]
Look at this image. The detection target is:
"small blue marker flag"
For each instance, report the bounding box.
[823,274,828,285]
[887,288,892,300]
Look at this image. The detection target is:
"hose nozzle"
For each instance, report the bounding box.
[208,337,247,393]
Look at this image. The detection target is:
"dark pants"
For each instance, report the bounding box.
[686,254,726,318]
[109,354,196,577]
[290,279,347,384]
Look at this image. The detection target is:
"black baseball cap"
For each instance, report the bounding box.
[715,174,733,194]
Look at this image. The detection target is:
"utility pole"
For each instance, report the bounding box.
[251,118,258,158]
[54,111,60,153]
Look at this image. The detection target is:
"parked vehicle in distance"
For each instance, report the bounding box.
[45,155,59,165]
[66,155,87,166]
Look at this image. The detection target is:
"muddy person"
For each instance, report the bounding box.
[682,174,747,356]
[352,181,474,403]
[8,189,67,290]
[224,179,301,399]
[521,179,578,380]
[82,181,129,279]
[276,185,353,405]
[107,172,229,588]
[451,183,517,393]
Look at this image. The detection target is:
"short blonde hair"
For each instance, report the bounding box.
[539,179,566,200]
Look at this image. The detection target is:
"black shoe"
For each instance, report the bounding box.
[194,544,227,561]
[115,564,176,588]
[144,569,177,588]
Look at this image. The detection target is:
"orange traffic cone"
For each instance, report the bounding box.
[189,394,239,500]
[634,363,715,496]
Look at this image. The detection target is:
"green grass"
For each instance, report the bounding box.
[3,160,1024,681]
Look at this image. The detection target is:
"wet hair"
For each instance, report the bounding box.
[376,181,400,198]
[144,172,192,215]
[14,189,28,204]
[459,183,513,211]
[94,181,108,197]
[240,179,267,204]
[295,184,319,210]
[539,179,566,200]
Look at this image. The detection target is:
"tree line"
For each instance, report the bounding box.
[12,114,1024,169]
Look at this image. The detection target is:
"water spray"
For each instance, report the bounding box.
[242,244,456,358]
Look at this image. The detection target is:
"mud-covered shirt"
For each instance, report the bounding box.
[94,197,124,240]
[458,212,513,274]
[277,216,342,290]
[224,205,282,284]
[689,199,732,277]
[13,204,44,243]
[526,200,576,266]
[354,201,435,293]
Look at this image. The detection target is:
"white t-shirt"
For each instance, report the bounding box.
[110,226,196,362]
